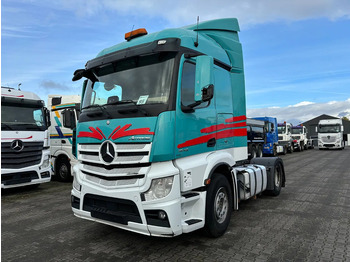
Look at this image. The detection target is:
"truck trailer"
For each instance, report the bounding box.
[246,118,265,159]
[317,119,344,149]
[48,95,81,181]
[1,86,52,188]
[70,18,286,237]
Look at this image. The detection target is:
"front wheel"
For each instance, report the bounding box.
[267,161,283,196]
[204,173,233,238]
[56,158,72,182]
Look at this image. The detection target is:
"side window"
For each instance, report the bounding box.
[181,61,209,109]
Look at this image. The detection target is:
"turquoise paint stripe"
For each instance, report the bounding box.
[54,116,62,127]
[67,138,72,144]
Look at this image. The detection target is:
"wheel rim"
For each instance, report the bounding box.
[275,167,281,187]
[214,187,228,224]
[59,164,68,178]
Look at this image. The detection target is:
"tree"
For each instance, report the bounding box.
[342,116,349,121]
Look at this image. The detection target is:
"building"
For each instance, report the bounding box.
[302,114,350,146]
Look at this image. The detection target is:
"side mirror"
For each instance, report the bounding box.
[62,109,76,129]
[341,126,344,132]
[44,107,51,127]
[72,69,85,81]
[194,56,214,102]
[315,126,318,132]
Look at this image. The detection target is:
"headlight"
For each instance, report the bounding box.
[142,176,174,201]
[73,177,81,192]
[40,158,50,169]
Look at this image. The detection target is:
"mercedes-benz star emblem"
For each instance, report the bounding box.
[11,139,24,152]
[100,140,115,163]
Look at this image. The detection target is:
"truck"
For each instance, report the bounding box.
[317,119,344,149]
[254,117,287,156]
[48,95,81,181]
[70,18,286,237]
[291,125,309,151]
[277,122,294,153]
[1,86,52,188]
[246,118,264,159]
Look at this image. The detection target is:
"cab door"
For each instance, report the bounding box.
[175,56,216,159]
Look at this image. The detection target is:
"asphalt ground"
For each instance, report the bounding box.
[2,147,350,262]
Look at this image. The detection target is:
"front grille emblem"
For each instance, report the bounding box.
[11,140,24,152]
[100,140,115,163]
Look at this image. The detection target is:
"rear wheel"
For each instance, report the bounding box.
[267,161,283,196]
[282,145,287,155]
[257,145,263,157]
[204,173,233,238]
[250,145,257,159]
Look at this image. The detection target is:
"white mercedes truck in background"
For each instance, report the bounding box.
[48,94,81,181]
[1,86,52,188]
[317,119,344,149]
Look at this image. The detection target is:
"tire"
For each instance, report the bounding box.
[56,158,72,182]
[300,143,304,152]
[283,145,287,155]
[251,146,257,159]
[257,145,263,158]
[288,145,293,154]
[204,173,233,238]
[273,145,277,156]
[267,161,283,196]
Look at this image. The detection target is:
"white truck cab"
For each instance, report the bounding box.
[317,119,344,149]
[48,95,81,181]
[1,87,52,188]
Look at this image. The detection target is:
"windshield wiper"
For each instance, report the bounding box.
[82,104,112,119]
[1,123,14,130]
[106,100,149,116]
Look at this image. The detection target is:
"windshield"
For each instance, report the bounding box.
[318,124,341,133]
[291,128,302,134]
[82,53,176,117]
[1,103,47,131]
[278,126,286,134]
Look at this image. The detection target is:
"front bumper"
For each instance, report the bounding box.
[1,150,52,189]
[71,161,205,237]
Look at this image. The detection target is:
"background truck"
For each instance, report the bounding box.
[70,18,286,237]
[277,122,294,153]
[317,119,344,149]
[246,118,265,159]
[48,95,81,181]
[1,86,51,188]
[291,125,309,151]
[254,117,287,156]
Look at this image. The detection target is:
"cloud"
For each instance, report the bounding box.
[40,80,71,92]
[247,98,350,125]
[56,0,350,27]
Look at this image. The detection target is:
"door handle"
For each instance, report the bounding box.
[61,140,66,144]
[207,138,216,147]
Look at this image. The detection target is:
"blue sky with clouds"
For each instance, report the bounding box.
[2,0,350,124]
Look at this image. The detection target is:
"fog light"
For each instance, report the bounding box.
[158,211,167,220]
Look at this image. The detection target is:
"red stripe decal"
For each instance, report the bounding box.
[96,127,106,139]
[201,122,246,133]
[2,94,25,98]
[178,128,247,149]
[111,124,154,140]
[2,136,33,140]
[225,115,246,123]
[78,127,104,140]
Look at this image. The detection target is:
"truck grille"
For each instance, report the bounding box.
[83,194,142,225]
[1,142,43,169]
[78,142,151,187]
[278,136,283,140]
[321,136,336,143]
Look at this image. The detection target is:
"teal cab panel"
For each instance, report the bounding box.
[76,117,157,144]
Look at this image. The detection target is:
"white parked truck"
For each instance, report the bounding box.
[48,95,81,181]
[277,122,294,153]
[1,86,52,188]
[317,119,344,149]
[291,125,309,151]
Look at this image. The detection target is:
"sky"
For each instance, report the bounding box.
[2,0,350,124]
